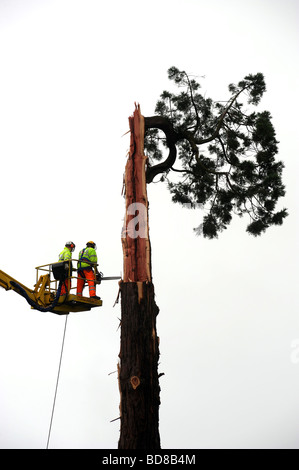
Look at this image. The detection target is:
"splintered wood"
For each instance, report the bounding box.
[122,104,151,284]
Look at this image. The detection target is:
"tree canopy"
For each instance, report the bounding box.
[144,67,288,238]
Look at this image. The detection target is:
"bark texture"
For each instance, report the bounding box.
[118,104,161,449]
[118,281,160,449]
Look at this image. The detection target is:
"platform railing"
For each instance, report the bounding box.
[35,259,98,296]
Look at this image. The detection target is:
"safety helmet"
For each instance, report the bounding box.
[65,241,76,252]
[86,241,97,250]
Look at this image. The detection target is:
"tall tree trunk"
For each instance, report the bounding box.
[118,105,161,449]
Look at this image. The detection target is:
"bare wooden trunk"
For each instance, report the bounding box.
[118,105,161,449]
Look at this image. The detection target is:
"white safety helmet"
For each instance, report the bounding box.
[66,241,76,252]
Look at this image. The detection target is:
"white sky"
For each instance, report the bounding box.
[0,0,298,449]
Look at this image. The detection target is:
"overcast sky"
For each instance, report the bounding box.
[0,0,298,449]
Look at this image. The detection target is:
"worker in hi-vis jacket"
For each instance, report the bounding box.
[58,241,75,296]
[76,241,101,299]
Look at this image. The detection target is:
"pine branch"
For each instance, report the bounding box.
[194,85,246,145]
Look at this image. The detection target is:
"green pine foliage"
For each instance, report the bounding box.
[144,67,288,238]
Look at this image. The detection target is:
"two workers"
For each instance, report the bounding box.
[58,241,101,299]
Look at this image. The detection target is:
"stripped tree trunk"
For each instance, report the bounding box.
[118,104,161,449]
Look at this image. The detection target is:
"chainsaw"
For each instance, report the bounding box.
[96,272,121,285]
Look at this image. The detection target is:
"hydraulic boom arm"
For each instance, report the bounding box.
[0,269,36,300]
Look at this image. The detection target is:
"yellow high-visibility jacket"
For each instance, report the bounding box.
[77,247,97,271]
[59,247,72,261]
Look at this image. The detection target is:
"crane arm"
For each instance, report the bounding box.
[0,268,65,313]
[0,269,36,299]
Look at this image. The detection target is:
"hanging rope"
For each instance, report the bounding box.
[46,314,69,449]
